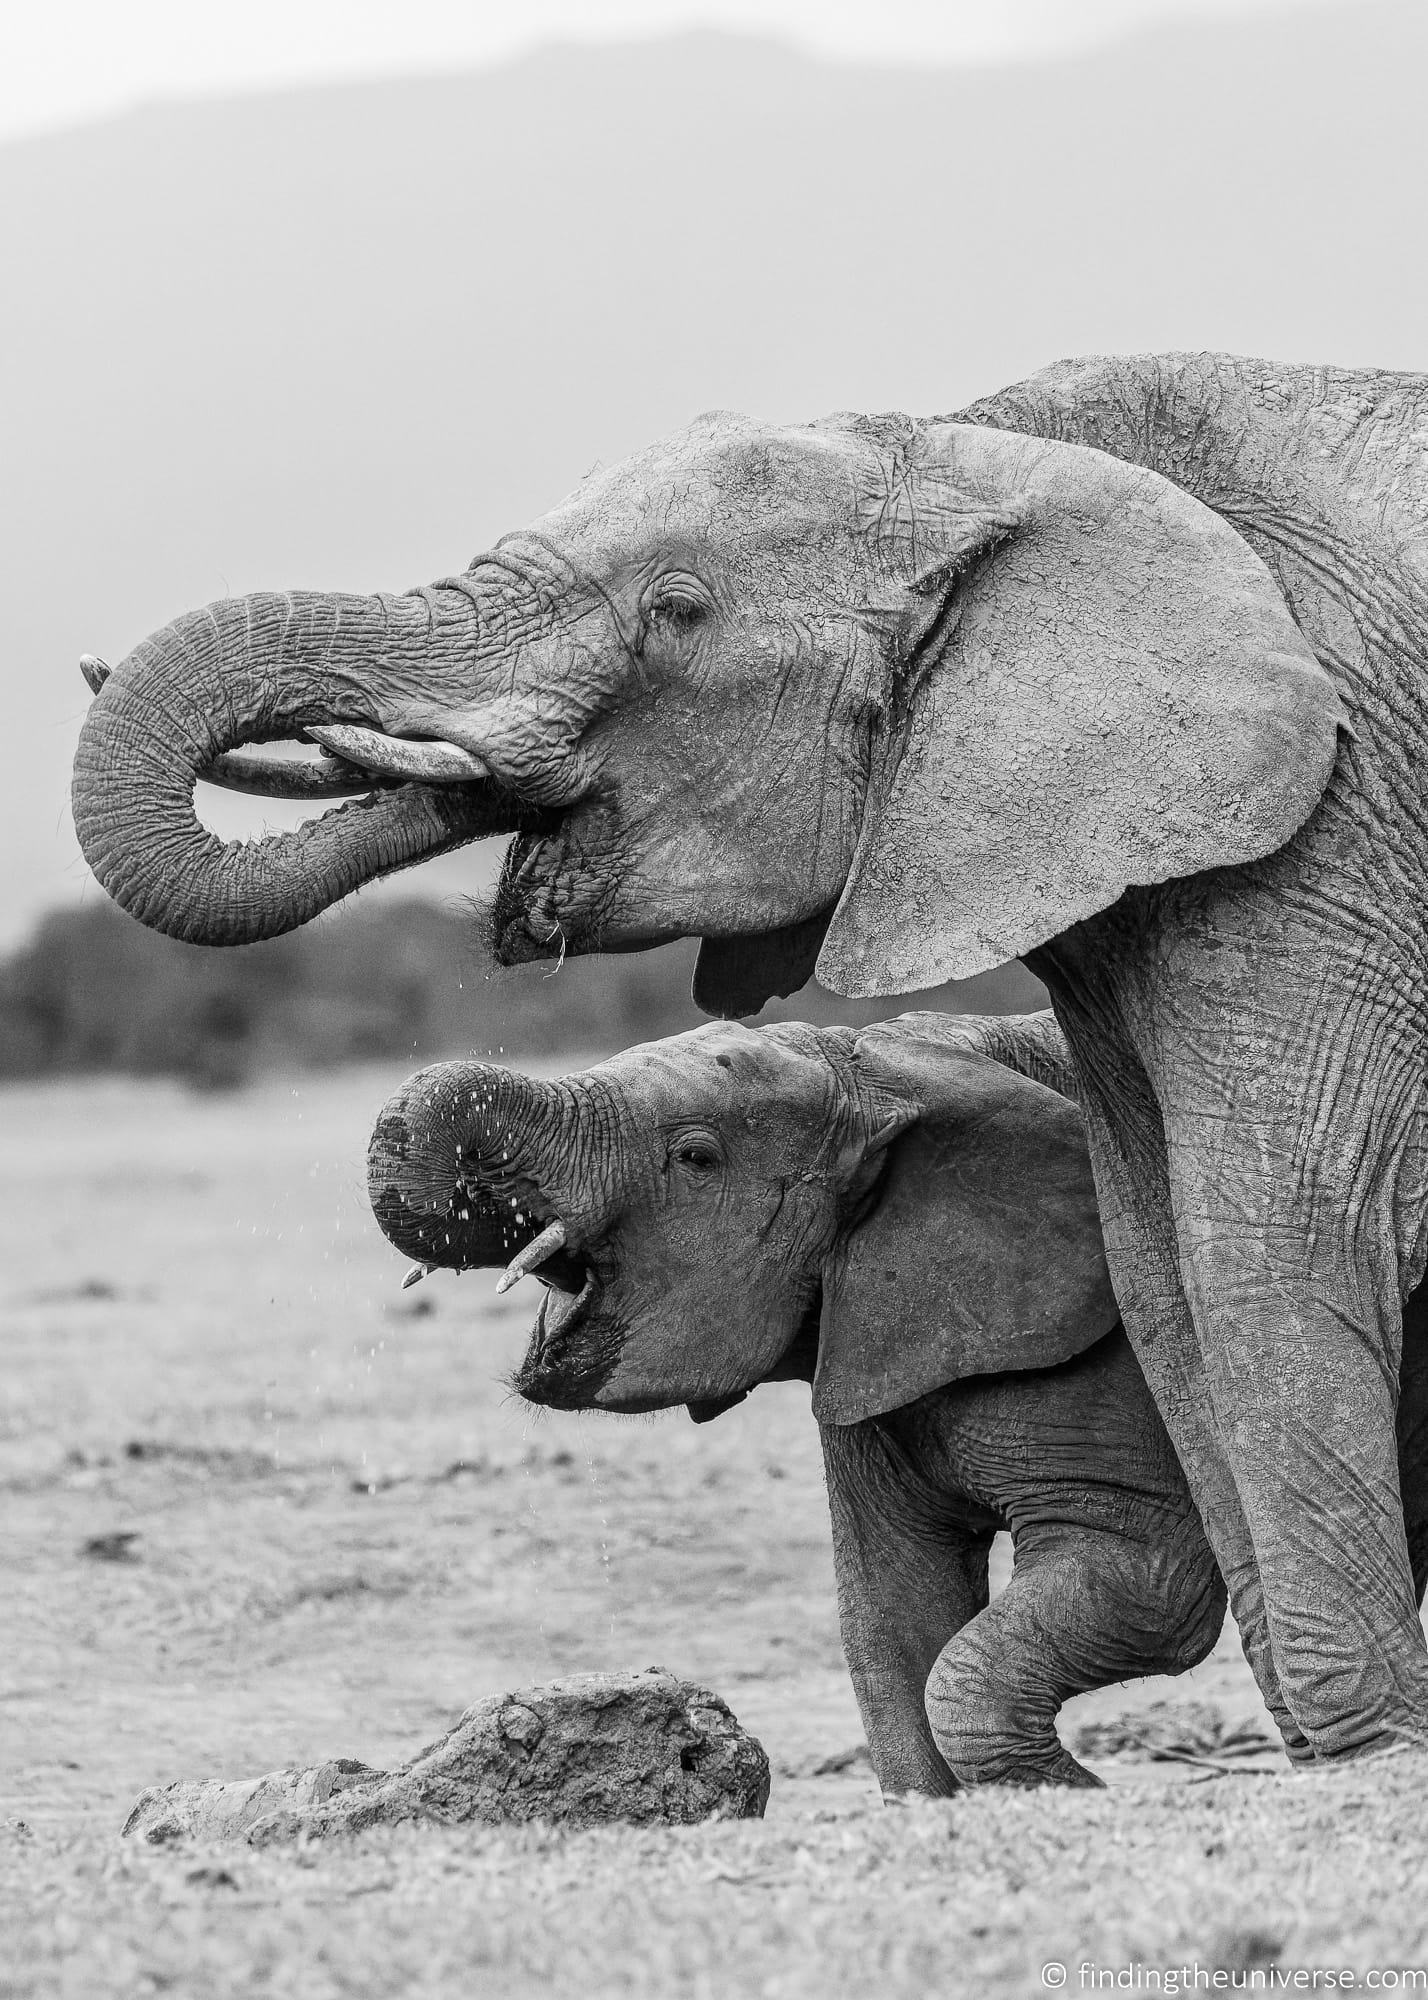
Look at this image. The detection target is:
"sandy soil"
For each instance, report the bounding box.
[5,1067,1428,1998]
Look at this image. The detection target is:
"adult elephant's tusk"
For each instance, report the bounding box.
[198,747,393,799]
[495,1220,569,1295]
[81,658,487,793]
[306,724,491,785]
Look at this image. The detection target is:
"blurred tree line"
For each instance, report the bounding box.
[0,899,1046,1089]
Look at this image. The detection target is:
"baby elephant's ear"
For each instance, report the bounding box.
[817,422,1347,996]
[812,1050,1119,1426]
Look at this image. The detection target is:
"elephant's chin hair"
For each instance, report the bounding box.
[510,1313,626,1411]
[465,885,505,962]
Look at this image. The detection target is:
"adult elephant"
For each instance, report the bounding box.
[72,351,1428,1762]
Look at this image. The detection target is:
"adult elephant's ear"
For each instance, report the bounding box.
[812,1036,1119,1425]
[816,423,1347,995]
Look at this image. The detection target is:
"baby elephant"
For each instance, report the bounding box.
[369,1010,1235,1793]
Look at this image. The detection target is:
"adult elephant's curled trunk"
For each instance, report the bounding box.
[70,583,541,947]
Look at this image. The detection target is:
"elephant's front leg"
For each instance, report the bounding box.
[1117,886,1428,1760]
[819,1421,993,1799]
[1167,1117,1428,1757]
[1042,984,1312,1761]
[1085,1049,1428,1754]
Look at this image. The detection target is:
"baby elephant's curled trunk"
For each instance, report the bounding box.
[367,1060,580,1284]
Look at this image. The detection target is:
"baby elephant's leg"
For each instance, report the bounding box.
[821,1423,994,1798]
[924,1518,1225,1789]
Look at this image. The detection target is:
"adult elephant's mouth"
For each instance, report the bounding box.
[183,708,554,881]
[488,825,633,966]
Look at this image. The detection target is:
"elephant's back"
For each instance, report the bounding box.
[955,351,1428,568]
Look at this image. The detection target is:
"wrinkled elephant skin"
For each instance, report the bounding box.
[73,351,1428,1760]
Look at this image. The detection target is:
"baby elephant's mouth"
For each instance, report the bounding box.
[534,1267,597,1346]
[514,1266,623,1409]
[364,1058,623,1406]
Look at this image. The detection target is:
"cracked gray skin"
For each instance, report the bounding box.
[72,351,1428,1762]
[364,1010,1428,1793]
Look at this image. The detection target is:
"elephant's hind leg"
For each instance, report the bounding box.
[922,1520,1225,1789]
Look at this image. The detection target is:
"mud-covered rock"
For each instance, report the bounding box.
[123,1669,769,1844]
[123,1758,381,1845]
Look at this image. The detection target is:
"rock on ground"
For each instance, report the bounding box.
[123,1670,770,1844]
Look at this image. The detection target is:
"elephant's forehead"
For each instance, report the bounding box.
[528,416,867,561]
[590,1021,832,1128]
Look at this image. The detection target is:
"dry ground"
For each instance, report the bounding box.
[4,1067,1428,1998]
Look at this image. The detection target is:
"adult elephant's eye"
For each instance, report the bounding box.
[649,575,713,631]
[671,1139,721,1174]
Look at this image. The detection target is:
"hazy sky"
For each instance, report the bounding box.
[3,0,1301,141]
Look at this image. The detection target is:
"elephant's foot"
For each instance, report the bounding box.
[1296,1716,1428,1767]
[923,1674,1104,1791]
[935,1737,1106,1791]
[1255,1573,1428,1763]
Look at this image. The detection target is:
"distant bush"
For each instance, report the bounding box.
[0,898,1046,1087]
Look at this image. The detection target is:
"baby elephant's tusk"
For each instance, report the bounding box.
[401,1262,436,1290]
[80,654,112,695]
[495,1220,568,1295]
[306,724,490,785]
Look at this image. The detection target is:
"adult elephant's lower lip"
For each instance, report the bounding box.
[494,911,567,965]
[490,835,562,963]
[488,827,619,966]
